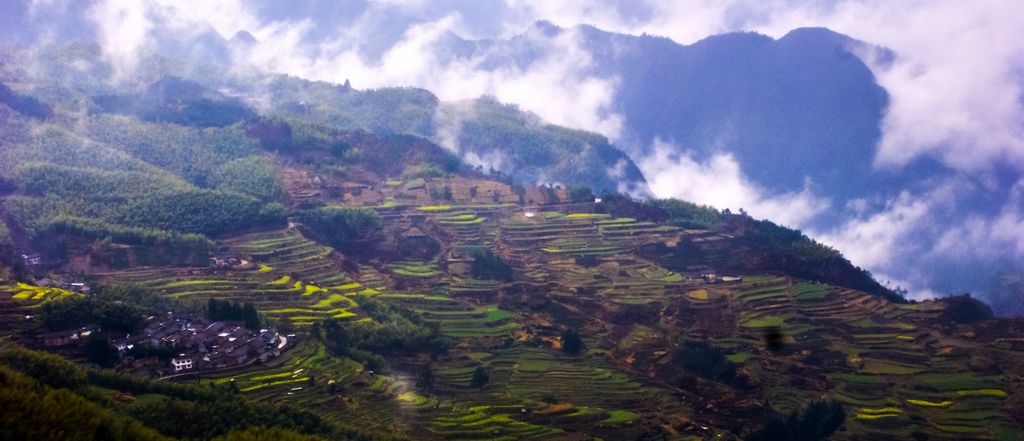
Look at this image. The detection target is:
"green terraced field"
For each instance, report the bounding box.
[83,201,1023,441]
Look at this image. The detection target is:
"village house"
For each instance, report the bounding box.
[209,255,243,269]
[171,355,194,372]
[113,337,134,352]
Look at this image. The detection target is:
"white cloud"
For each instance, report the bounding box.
[88,0,152,81]
[933,179,1024,260]
[67,0,1024,176]
[762,1,1024,174]
[80,1,1024,178]
[815,189,936,269]
[640,139,830,227]
[78,0,624,141]
[812,179,1024,302]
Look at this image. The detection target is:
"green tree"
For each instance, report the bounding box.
[470,250,513,282]
[85,331,118,368]
[416,364,434,392]
[470,366,489,391]
[567,185,594,203]
[212,427,326,441]
[673,340,736,383]
[561,328,583,355]
[243,303,261,330]
[746,400,845,441]
[41,296,93,330]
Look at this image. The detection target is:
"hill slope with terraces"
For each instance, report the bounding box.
[0,46,1022,441]
[2,129,1022,440]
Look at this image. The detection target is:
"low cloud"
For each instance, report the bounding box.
[76,1,1024,178]
[87,0,152,81]
[932,179,1024,261]
[640,139,831,227]
[813,179,1024,307]
[505,1,1024,176]
[77,1,626,144]
[815,189,939,270]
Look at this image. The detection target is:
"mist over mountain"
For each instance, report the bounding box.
[3,0,1022,315]
[421,20,1023,314]
[3,3,1024,441]
[436,22,895,198]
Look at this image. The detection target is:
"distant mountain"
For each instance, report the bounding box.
[94,77,255,128]
[432,22,947,206]
[256,76,649,194]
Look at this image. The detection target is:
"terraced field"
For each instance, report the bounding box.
[0,279,83,333]
[82,196,1023,440]
[389,344,686,440]
[101,229,371,328]
[696,277,1022,440]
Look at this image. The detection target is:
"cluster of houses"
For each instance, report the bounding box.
[120,319,286,375]
[21,253,42,266]
[40,316,288,376]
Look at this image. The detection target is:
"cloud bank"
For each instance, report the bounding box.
[640,139,831,227]
[73,0,1024,176]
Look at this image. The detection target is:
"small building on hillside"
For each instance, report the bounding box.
[209,255,243,269]
[171,355,194,372]
[41,329,81,347]
[113,337,134,352]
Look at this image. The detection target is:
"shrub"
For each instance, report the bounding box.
[567,185,594,203]
[943,294,993,323]
[654,199,720,229]
[561,328,583,355]
[471,366,490,390]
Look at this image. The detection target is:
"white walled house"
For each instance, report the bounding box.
[171,356,194,372]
